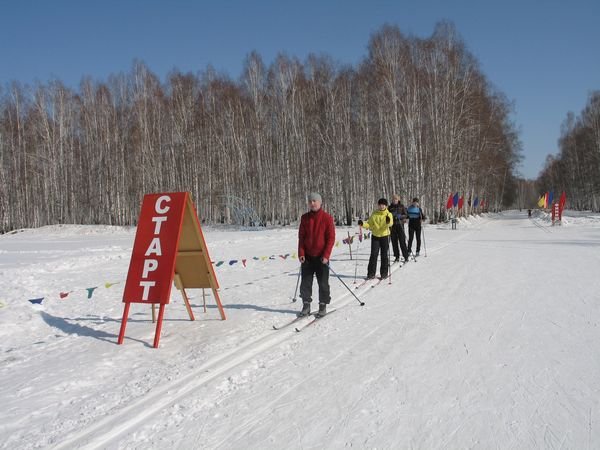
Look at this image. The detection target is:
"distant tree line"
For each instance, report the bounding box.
[0,22,522,232]
[537,92,600,211]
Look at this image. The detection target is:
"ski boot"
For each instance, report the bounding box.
[298,302,311,317]
[316,303,327,318]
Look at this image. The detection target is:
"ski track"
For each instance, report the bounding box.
[51,252,409,449]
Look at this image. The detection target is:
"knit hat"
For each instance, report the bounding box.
[308,192,322,202]
[412,197,419,203]
[378,198,388,206]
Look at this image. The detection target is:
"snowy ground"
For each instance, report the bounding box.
[1,210,600,449]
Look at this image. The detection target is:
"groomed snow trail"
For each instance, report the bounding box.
[1,212,600,449]
[122,212,600,449]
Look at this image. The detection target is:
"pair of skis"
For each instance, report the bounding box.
[272,309,337,332]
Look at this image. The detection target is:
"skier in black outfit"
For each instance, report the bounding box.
[407,197,426,256]
[388,194,409,263]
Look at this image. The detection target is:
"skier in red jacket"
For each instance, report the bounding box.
[298,192,336,317]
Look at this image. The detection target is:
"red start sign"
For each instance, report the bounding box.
[118,192,225,348]
[123,193,186,304]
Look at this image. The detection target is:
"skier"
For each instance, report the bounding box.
[407,197,426,256]
[358,198,393,279]
[388,194,409,263]
[298,192,336,317]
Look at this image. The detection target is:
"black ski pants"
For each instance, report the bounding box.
[367,236,389,278]
[408,222,422,253]
[390,223,409,260]
[300,256,331,304]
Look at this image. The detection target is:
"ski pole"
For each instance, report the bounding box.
[329,264,365,306]
[388,235,392,285]
[353,226,362,284]
[291,264,301,302]
[422,226,427,257]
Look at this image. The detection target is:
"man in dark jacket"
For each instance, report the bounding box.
[388,194,409,263]
[407,197,426,256]
[298,192,336,317]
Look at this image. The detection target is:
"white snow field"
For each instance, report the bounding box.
[1,210,600,449]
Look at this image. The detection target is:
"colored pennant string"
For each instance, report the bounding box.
[86,287,98,299]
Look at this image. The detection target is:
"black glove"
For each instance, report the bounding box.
[385,216,390,224]
[358,220,363,226]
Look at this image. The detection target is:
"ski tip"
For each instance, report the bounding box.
[360,302,365,306]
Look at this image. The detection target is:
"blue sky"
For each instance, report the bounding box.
[2,0,599,178]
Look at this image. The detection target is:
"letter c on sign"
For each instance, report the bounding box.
[155,195,171,214]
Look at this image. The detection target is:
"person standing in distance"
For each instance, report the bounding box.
[407,197,426,256]
[358,198,394,279]
[298,192,336,317]
[388,194,409,263]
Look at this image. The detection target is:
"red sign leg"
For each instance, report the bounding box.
[153,304,166,348]
[117,303,131,345]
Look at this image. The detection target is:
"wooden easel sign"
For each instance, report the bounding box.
[118,192,225,348]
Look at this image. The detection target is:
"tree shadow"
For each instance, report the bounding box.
[40,311,152,347]
[198,303,297,315]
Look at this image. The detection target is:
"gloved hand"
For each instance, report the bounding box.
[385,216,390,224]
[358,220,363,226]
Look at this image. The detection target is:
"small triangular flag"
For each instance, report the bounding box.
[86,287,98,299]
[29,298,44,305]
[59,292,70,299]
[242,259,247,267]
[104,282,118,289]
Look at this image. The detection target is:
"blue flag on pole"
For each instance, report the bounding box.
[474,197,479,207]
[548,191,554,205]
[452,192,459,207]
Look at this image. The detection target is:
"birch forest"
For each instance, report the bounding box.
[0,23,523,232]
[537,92,600,211]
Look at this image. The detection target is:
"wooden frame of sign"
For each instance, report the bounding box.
[118,192,225,348]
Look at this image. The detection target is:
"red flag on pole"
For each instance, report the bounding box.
[446,194,453,209]
[559,191,567,211]
[458,196,464,210]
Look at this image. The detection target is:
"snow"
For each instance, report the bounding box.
[1,210,600,448]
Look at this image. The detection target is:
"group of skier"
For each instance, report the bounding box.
[297,192,425,318]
